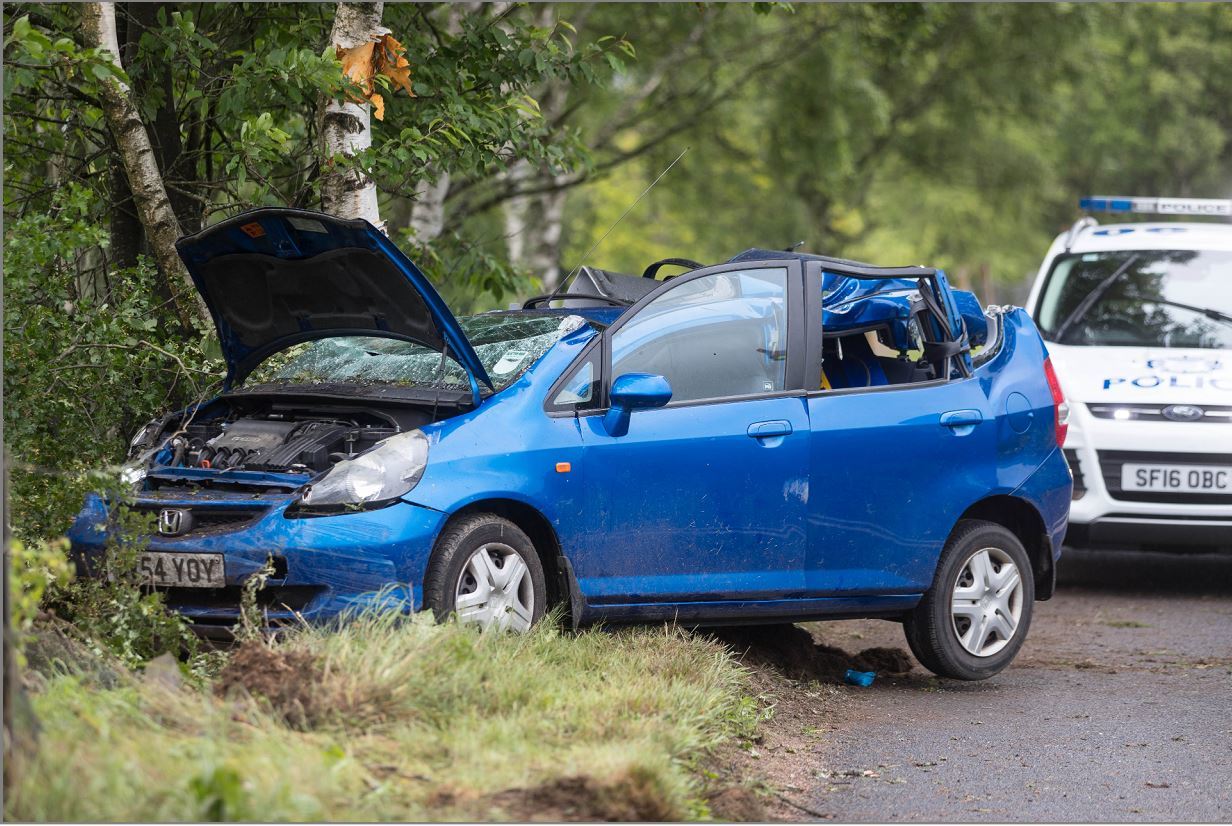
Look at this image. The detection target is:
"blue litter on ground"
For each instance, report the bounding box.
[845,669,876,687]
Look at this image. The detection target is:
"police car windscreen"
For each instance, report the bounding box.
[1035,250,1232,349]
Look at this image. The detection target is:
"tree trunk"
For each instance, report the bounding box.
[81,2,207,333]
[504,163,568,291]
[126,2,200,234]
[407,172,450,242]
[319,2,385,227]
[502,9,570,291]
[979,262,996,305]
[108,4,144,271]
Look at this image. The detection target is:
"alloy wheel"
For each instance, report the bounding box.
[950,546,1024,657]
[454,542,535,632]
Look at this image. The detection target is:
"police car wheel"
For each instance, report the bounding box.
[904,519,1034,681]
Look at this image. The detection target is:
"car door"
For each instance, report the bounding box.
[803,262,997,596]
[561,261,810,608]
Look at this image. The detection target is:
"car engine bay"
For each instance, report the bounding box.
[131,397,435,479]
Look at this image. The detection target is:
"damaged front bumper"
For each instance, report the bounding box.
[67,491,448,638]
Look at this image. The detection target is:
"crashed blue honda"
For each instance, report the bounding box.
[69,207,1071,680]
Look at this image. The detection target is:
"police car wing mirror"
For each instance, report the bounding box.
[603,373,673,437]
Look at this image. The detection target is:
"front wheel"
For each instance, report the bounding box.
[423,514,547,632]
[903,520,1034,680]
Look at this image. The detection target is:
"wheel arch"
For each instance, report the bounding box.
[956,495,1055,600]
[441,498,569,614]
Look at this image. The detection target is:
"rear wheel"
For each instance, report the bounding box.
[903,520,1033,680]
[423,514,547,632]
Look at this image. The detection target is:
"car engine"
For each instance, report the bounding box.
[138,400,423,476]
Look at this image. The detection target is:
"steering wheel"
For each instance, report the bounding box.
[642,258,704,280]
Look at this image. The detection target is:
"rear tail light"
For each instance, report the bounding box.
[1043,357,1069,446]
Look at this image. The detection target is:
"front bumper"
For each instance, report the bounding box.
[1062,405,1232,551]
[67,492,448,634]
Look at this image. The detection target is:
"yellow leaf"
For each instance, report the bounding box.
[375,33,415,97]
[337,41,376,94]
[335,32,413,118]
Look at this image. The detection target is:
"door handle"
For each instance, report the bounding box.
[747,420,793,438]
[940,409,983,435]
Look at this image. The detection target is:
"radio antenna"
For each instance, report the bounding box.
[554,145,691,299]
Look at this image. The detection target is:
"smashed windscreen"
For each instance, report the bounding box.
[245,313,587,392]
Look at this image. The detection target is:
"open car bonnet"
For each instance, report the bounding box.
[175,208,493,395]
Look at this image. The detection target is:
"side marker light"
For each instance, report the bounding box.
[555,462,571,473]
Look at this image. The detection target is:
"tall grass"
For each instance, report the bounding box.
[6,613,760,821]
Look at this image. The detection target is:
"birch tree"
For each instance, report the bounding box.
[80,2,208,331]
[320,1,386,227]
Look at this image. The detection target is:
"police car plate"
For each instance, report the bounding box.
[1122,463,1232,494]
[138,552,225,588]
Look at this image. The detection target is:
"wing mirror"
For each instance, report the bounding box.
[603,373,672,436]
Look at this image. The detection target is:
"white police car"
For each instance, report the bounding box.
[1025,196,1232,553]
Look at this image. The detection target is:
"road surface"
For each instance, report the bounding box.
[776,550,1232,821]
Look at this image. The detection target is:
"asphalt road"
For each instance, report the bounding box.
[801,549,1232,822]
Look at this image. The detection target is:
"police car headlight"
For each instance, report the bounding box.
[301,430,429,507]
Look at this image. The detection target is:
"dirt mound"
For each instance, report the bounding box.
[22,623,126,689]
[214,641,325,728]
[711,624,913,683]
[486,769,680,822]
[706,786,767,821]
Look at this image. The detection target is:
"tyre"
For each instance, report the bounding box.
[903,519,1034,680]
[423,513,547,632]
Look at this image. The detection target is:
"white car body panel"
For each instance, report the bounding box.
[1026,221,1232,550]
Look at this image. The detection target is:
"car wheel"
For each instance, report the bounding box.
[903,519,1034,680]
[423,513,547,632]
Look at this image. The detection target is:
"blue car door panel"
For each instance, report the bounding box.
[575,396,810,604]
[569,262,810,606]
[805,378,997,596]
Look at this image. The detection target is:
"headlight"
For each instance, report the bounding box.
[301,430,429,507]
[128,419,163,457]
[119,458,148,487]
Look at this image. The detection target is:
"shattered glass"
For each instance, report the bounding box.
[245,313,587,392]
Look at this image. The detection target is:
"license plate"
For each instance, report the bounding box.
[1121,463,1232,493]
[138,552,225,588]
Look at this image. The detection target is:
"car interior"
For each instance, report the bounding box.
[544,252,992,395]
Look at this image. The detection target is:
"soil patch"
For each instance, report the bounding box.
[22,622,127,689]
[485,770,679,822]
[711,624,913,683]
[214,641,324,728]
[706,786,768,821]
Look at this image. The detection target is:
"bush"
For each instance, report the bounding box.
[3,185,221,542]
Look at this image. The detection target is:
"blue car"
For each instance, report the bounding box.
[69,208,1071,680]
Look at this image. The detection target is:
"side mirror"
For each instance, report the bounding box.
[602,373,672,436]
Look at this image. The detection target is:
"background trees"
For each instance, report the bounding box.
[3,2,1231,538]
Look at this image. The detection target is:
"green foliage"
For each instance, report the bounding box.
[560,4,1232,296]
[42,498,200,669]
[8,537,74,635]
[233,556,276,643]
[3,185,221,541]
[6,616,758,821]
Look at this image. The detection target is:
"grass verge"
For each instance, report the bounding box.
[6,612,761,821]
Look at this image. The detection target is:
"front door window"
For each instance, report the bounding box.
[610,268,789,404]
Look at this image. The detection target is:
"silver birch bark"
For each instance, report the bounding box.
[320,2,385,228]
[81,2,208,330]
[502,6,570,291]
